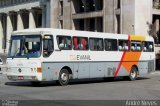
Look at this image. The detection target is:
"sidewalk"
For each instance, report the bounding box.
[151,70,160,75]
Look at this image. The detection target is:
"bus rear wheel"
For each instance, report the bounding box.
[129,67,138,81]
[58,69,69,86]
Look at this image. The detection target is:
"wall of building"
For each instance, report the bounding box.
[134,0,152,36]
[0,0,52,53]
[121,0,135,35]
[0,0,159,54]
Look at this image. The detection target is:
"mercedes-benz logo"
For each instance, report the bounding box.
[18,68,22,73]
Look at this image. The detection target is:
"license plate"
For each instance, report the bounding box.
[18,76,24,80]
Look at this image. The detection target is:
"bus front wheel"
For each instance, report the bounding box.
[129,67,138,81]
[58,69,69,86]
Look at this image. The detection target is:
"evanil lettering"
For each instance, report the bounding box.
[77,55,91,60]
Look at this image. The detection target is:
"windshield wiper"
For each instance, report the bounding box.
[25,54,30,59]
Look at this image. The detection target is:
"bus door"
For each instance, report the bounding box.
[42,35,55,80]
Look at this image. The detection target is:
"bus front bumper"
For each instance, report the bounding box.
[7,75,39,81]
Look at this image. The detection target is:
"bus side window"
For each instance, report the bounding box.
[82,38,87,50]
[43,35,54,57]
[57,35,72,50]
[73,37,88,50]
[143,41,154,52]
[90,38,104,51]
[104,39,117,51]
[131,41,142,52]
[73,37,78,49]
[118,40,129,51]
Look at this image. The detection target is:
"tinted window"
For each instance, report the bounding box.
[118,40,129,51]
[43,35,54,57]
[90,38,104,51]
[57,36,72,50]
[131,41,142,52]
[73,37,88,50]
[142,41,154,52]
[104,39,117,51]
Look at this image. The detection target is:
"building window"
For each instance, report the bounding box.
[59,20,63,29]
[72,0,103,13]
[117,0,121,9]
[73,18,103,32]
[59,0,63,16]
[115,15,121,34]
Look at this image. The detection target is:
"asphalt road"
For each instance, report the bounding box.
[0,72,160,105]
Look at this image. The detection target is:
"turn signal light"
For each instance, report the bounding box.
[37,67,42,73]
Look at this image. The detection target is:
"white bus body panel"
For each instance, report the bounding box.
[6,59,42,81]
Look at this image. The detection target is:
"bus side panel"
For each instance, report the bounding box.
[105,62,119,77]
[78,63,90,79]
[117,66,130,77]
[138,61,148,75]
[104,62,132,77]
[42,62,74,81]
[138,60,155,75]
[42,63,58,81]
[90,63,105,78]
[148,60,155,73]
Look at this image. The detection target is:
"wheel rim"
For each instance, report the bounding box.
[131,70,136,78]
[61,73,68,82]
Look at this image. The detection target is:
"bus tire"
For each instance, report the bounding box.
[129,67,138,81]
[58,69,69,86]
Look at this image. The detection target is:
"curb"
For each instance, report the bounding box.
[151,71,160,75]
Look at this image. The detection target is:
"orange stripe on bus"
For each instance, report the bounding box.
[114,52,126,77]
[122,52,141,73]
[114,35,131,77]
[114,35,145,77]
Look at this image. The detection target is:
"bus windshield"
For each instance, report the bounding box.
[8,35,41,58]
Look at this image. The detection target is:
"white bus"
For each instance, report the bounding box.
[6,28,155,86]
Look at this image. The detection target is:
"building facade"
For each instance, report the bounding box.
[0,0,159,54]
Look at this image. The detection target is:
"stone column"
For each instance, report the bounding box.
[103,0,115,33]
[6,13,13,52]
[0,14,3,53]
[50,0,59,28]
[17,11,24,30]
[63,0,72,29]
[46,1,51,28]
[29,9,36,29]
[41,5,46,28]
